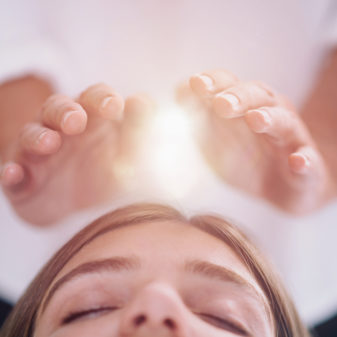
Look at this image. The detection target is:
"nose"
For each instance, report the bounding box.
[118,283,190,337]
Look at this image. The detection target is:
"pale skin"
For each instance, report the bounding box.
[34,220,274,337]
[177,51,337,214]
[0,79,154,225]
[1,49,337,224]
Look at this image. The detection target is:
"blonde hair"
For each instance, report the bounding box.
[1,203,310,337]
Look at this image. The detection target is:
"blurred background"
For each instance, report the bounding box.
[0,0,337,335]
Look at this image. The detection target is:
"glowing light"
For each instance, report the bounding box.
[143,103,201,199]
[152,104,192,136]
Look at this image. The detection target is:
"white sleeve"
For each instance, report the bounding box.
[0,0,78,95]
[0,38,77,94]
[322,3,337,48]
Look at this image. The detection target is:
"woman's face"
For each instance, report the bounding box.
[35,221,273,337]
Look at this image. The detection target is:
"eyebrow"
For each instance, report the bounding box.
[185,260,253,287]
[41,256,140,314]
[184,260,269,315]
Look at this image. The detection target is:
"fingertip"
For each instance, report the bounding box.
[245,109,272,133]
[1,162,25,187]
[190,74,215,96]
[79,83,124,121]
[212,92,242,118]
[175,81,193,104]
[288,152,310,174]
[37,129,62,154]
[61,109,88,135]
[126,93,155,109]
[124,94,155,124]
[99,93,124,121]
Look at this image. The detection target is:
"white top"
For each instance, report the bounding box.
[0,0,337,325]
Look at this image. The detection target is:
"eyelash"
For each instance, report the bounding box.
[62,308,248,336]
[198,313,249,336]
[62,306,118,324]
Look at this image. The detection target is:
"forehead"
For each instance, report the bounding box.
[56,221,257,286]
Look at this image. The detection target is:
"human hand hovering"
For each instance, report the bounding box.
[177,69,336,215]
[0,83,154,225]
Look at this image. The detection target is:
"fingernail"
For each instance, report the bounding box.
[36,130,48,144]
[100,95,124,121]
[191,74,215,94]
[62,110,86,134]
[246,109,272,133]
[213,93,241,118]
[101,96,113,109]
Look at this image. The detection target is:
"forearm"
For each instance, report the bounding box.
[0,75,53,159]
[301,48,337,181]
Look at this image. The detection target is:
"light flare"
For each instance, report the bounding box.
[144,104,200,198]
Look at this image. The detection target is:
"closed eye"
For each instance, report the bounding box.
[62,306,119,325]
[198,313,250,336]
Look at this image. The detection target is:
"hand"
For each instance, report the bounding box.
[177,69,336,214]
[0,83,154,225]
